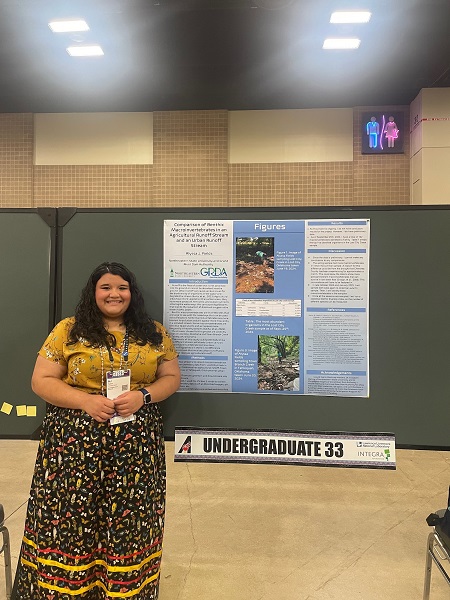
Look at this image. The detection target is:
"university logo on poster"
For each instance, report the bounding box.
[178,435,192,454]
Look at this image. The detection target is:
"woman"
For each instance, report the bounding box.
[16,262,181,599]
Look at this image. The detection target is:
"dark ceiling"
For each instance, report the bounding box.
[0,0,449,113]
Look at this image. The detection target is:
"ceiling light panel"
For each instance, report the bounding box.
[48,19,90,33]
[323,38,361,50]
[66,45,104,57]
[330,11,371,24]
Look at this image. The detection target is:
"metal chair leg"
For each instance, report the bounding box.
[424,530,450,600]
[0,503,12,600]
[423,531,434,600]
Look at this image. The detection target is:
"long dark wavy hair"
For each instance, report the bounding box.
[68,262,163,348]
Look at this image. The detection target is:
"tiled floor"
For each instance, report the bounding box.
[1,440,449,600]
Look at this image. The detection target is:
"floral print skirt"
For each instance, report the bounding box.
[15,404,166,599]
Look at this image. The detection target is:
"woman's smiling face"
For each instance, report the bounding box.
[95,273,131,321]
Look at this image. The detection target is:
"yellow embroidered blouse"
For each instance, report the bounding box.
[39,317,178,395]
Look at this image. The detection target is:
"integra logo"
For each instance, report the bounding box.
[200,267,228,277]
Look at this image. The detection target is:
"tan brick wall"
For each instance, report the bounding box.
[34,165,153,207]
[0,108,410,209]
[0,114,33,207]
[152,110,228,207]
[229,162,354,206]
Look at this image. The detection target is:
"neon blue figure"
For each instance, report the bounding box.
[366,116,379,148]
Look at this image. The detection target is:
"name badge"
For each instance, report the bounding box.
[106,369,136,425]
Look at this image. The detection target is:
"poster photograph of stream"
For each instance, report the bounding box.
[235,237,274,293]
[258,335,300,391]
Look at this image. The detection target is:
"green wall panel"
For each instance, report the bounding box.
[57,207,450,448]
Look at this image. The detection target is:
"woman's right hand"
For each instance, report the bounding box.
[32,356,116,422]
[82,395,116,423]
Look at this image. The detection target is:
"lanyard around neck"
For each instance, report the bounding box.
[104,330,129,372]
[100,330,130,397]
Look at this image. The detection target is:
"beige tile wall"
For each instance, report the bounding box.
[153,110,228,207]
[229,162,354,206]
[34,165,153,207]
[0,114,33,207]
[0,108,410,209]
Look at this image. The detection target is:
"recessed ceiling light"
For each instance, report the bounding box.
[323,38,361,50]
[330,11,371,24]
[66,45,104,57]
[48,19,90,33]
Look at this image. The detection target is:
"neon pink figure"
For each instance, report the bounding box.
[385,116,399,148]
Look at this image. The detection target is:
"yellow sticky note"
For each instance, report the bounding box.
[16,405,27,417]
[27,406,37,417]
[1,402,13,415]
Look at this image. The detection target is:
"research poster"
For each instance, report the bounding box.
[164,219,370,397]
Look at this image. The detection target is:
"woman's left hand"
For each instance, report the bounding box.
[113,358,181,417]
[113,390,143,417]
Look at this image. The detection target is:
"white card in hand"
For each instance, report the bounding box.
[106,369,136,425]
